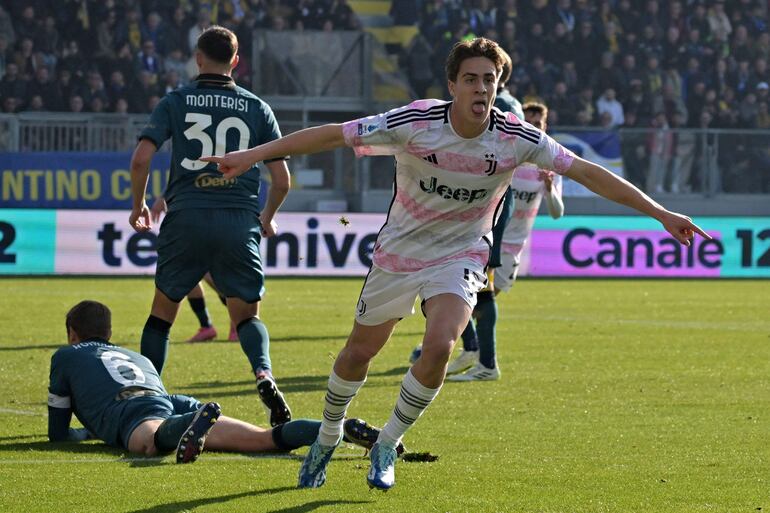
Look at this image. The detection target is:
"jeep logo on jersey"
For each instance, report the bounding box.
[195,173,237,189]
[511,188,538,203]
[419,176,487,203]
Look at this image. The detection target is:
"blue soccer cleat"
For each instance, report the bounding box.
[176,402,221,464]
[367,442,398,491]
[297,440,337,488]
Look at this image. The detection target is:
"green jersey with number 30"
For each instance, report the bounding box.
[140,74,283,213]
[48,340,166,438]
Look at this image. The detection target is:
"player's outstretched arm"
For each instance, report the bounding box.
[565,156,710,245]
[202,124,346,180]
[129,139,158,232]
[260,160,291,237]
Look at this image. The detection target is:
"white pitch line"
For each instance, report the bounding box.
[0,452,367,465]
[0,408,46,416]
[504,313,769,333]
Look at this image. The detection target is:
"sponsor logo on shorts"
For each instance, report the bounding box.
[195,173,237,189]
[357,123,378,135]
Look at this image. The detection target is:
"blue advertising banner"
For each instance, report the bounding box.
[0,152,171,209]
[552,130,624,196]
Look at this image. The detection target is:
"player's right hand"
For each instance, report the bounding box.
[201,149,257,180]
[261,218,278,238]
[129,203,152,232]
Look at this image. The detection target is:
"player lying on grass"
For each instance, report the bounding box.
[48,300,401,462]
[203,37,709,491]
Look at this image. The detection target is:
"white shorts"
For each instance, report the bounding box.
[492,251,521,293]
[354,259,487,326]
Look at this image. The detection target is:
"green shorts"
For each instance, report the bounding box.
[117,394,202,450]
[155,208,266,303]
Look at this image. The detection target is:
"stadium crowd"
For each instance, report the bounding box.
[400,0,770,133]
[0,0,359,115]
[0,0,768,192]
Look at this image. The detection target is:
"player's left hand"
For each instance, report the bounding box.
[660,211,711,246]
[539,170,554,191]
[129,203,152,232]
[150,196,167,223]
[261,218,278,238]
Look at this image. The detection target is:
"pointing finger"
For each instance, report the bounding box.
[199,156,222,163]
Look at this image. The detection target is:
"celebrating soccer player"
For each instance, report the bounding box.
[128,26,292,427]
[203,38,708,490]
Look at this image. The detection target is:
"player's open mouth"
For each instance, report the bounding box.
[472,101,486,115]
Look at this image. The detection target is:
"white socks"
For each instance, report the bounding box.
[378,369,441,447]
[318,370,365,446]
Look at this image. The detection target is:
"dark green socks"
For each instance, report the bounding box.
[236,317,271,373]
[141,315,171,374]
[271,419,321,450]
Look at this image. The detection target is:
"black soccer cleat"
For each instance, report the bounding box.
[342,418,406,456]
[176,402,221,464]
[257,377,292,427]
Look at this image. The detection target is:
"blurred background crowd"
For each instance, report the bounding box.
[0,0,768,131]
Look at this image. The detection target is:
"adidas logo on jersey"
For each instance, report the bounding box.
[419,176,487,203]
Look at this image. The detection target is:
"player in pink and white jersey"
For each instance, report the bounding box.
[449,102,564,382]
[203,38,708,491]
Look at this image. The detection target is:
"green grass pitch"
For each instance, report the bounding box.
[0,277,769,513]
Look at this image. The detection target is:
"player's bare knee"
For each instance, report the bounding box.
[343,342,379,365]
[420,339,454,366]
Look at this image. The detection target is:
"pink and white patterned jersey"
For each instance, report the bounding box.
[342,100,575,274]
[501,163,563,256]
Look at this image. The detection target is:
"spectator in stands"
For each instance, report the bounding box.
[165,7,191,58]
[670,111,695,193]
[573,20,605,77]
[68,95,84,113]
[82,71,110,112]
[59,40,87,80]
[15,6,37,43]
[625,78,653,127]
[574,85,597,125]
[142,12,166,55]
[404,33,435,98]
[161,70,183,95]
[128,70,160,113]
[0,62,27,107]
[188,9,213,54]
[390,0,418,26]
[36,16,59,70]
[0,6,14,47]
[27,95,44,112]
[114,97,129,114]
[28,67,61,111]
[0,35,8,80]
[529,55,555,98]
[553,0,576,33]
[547,81,573,125]
[117,7,144,53]
[647,111,673,193]
[590,51,625,96]
[13,37,40,80]
[95,10,119,70]
[163,47,190,85]
[708,0,732,43]
[596,88,624,128]
[620,110,647,188]
[136,40,164,77]
[107,71,130,107]
[2,96,19,113]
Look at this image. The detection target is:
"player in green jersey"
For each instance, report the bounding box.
[128,26,291,427]
[48,301,401,462]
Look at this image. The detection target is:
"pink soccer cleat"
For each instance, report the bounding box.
[228,322,238,342]
[187,326,217,343]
